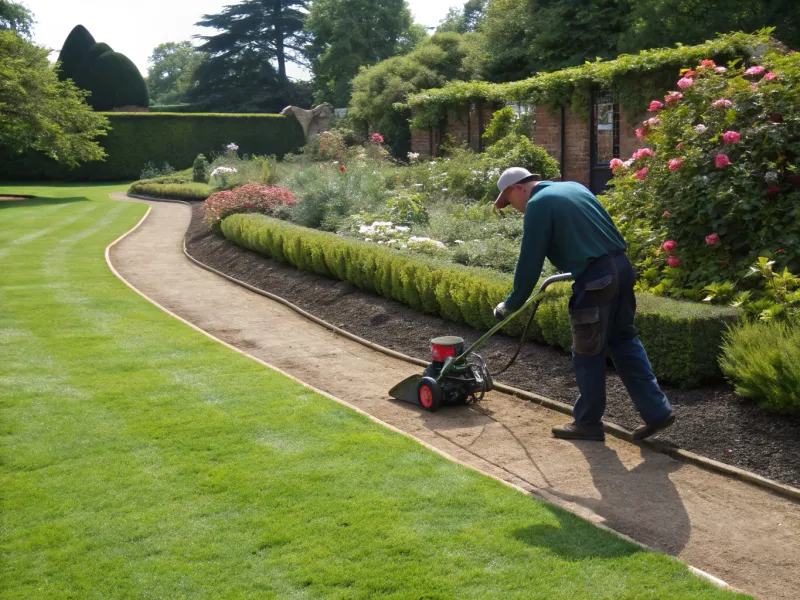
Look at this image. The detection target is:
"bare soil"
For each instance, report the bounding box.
[184,202,800,489]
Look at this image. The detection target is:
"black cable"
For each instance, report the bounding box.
[490,300,541,377]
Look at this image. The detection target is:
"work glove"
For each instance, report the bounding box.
[493,301,510,321]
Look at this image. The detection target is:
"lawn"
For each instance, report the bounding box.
[0,183,749,599]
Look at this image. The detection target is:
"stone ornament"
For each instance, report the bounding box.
[280,103,334,141]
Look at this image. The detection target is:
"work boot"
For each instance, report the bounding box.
[631,412,676,441]
[552,422,605,442]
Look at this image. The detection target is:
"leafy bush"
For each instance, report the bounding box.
[603,49,800,305]
[222,213,739,386]
[720,320,800,415]
[56,25,95,82]
[128,181,210,201]
[193,154,209,183]
[204,185,296,232]
[0,113,305,181]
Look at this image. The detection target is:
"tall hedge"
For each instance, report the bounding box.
[221,213,740,387]
[88,51,150,111]
[56,25,95,82]
[72,42,113,91]
[0,113,305,181]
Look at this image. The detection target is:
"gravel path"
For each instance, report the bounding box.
[109,194,800,600]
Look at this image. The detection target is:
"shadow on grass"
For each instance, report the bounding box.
[0,196,89,210]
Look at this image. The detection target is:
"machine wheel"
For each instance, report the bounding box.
[417,377,443,412]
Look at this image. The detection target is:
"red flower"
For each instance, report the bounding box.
[648,100,664,112]
[609,158,624,170]
[715,154,730,169]
[662,240,677,254]
[635,128,645,139]
[339,165,346,173]
[722,131,740,144]
[705,233,720,245]
[370,133,384,144]
[699,59,716,69]
[767,186,780,198]
[777,249,786,254]
[668,158,682,172]
[667,256,681,268]
[662,211,671,217]
[635,167,648,181]
[665,91,683,105]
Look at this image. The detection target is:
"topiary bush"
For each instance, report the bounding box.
[72,42,113,91]
[193,154,209,183]
[602,48,800,305]
[221,213,739,386]
[88,51,149,110]
[720,320,800,415]
[56,25,95,82]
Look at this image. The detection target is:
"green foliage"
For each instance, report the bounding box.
[192,154,209,183]
[721,320,800,415]
[128,180,210,201]
[0,113,305,181]
[305,0,416,107]
[146,41,206,105]
[71,42,113,91]
[223,213,739,385]
[485,134,560,177]
[406,32,773,130]
[481,107,516,147]
[0,31,109,168]
[0,0,34,37]
[87,51,149,110]
[55,24,95,82]
[603,49,800,306]
[436,0,486,34]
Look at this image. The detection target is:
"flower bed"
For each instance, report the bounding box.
[221,212,739,387]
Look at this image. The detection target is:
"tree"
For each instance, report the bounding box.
[56,24,95,82]
[0,0,33,37]
[0,31,108,167]
[437,0,486,34]
[305,0,417,107]
[146,41,206,105]
[88,51,150,111]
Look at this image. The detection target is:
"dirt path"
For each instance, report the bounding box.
[108,195,799,600]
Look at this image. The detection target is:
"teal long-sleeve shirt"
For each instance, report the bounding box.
[504,181,627,311]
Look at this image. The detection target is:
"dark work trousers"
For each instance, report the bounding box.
[568,253,673,433]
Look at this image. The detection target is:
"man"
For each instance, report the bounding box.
[492,167,675,441]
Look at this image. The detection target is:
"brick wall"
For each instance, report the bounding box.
[533,105,561,164]
[563,109,590,186]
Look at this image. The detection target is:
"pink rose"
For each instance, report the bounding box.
[722,131,740,144]
[635,128,645,139]
[715,66,727,73]
[699,59,716,69]
[715,154,730,168]
[632,148,654,161]
[764,72,777,81]
[663,240,677,254]
[712,99,733,108]
[744,65,765,76]
[667,257,681,268]
[665,91,683,105]
[668,158,682,172]
[370,132,384,144]
[635,167,648,181]
[662,211,671,217]
[684,70,696,77]
[677,77,694,89]
[705,233,720,245]
[648,100,664,112]
[647,117,660,126]
[609,158,624,170]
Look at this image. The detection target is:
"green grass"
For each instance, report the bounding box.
[0,183,749,599]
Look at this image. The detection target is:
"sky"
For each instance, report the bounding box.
[24,0,464,81]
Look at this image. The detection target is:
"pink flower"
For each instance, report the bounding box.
[663,240,677,254]
[744,65,765,76]
[668,158,682,172]
[648,100,664,112]
[751,82,760,91]
[694,124,708,134]
[667,257,681,268]
[715,154,730,168]
[777,249,786,254]
[635,167,648,181]
[339,165,346,173]
[635,128,645,139]
[677,77,694,89]
[699,59,716,69]
[647,117,660,126]
[676,142,685,150]
[705,233,720,246]
[665,91,683,105]
[764,72,777,81]
[609,158,625,170]
[712,99,733,108]
[715,66,727,73]
[722,131,740,144]
[662,211,671,217]
[370,132,384,144]
[684,70,696,77]
[632,148,654,161]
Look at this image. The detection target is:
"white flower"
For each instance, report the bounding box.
[715,67,727,73]
[387,240,397,244]
[412,183,423,188]
[441,188,448,192]
[226,143,238,151]
[358,153,366,159]
[454,240,464,244]
[694,124,708,133]
[371,221,393,227]
[210,166,237,177]
[364,238,372,242]
[407,152,420,161]
[395,225,410,232]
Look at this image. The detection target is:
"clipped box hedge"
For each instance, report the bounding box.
[0,113,305,182]
[222,213,740,387]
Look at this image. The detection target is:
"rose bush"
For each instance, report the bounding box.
[603,48,800,307]
[203,184,296,232]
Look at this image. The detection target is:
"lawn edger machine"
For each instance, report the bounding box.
[389,273,573,411]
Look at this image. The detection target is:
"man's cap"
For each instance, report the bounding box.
[494,167,541,209]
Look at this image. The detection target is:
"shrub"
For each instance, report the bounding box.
[222,213,739,386]
[193,154,209,183]
[603,49,800,304]
[204,185,296,232]
[56,25,95,82]
[128,181,210,201]
[485,133,560,178]
[87,51,149,110]
[71,42,112,91]
[0,113,305,181]
[720,320,800,415]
